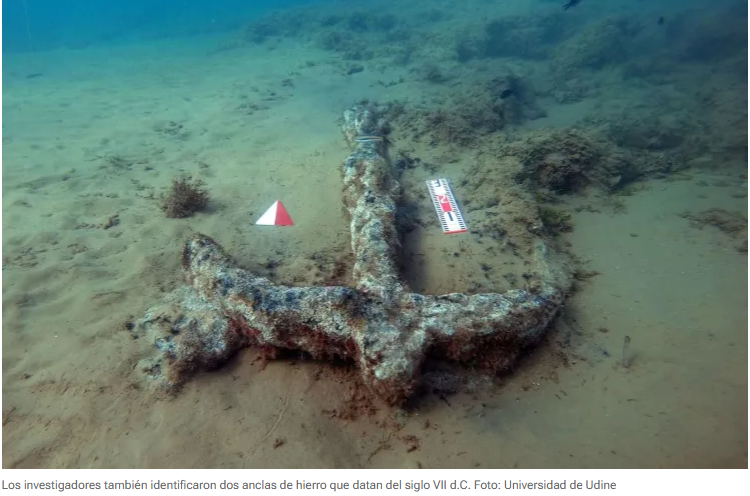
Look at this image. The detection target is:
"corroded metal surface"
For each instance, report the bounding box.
[136,103,571,405]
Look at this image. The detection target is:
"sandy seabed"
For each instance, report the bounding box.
[2,5,747,468]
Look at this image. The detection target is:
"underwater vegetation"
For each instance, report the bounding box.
[230,0,744,169]
[161,176,210,219]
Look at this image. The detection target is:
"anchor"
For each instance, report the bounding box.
[135,103,571,405]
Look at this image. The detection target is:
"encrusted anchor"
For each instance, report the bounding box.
[135,103,571,405]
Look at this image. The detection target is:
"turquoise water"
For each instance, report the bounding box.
[2,1,312,51]
[1,0,747,468]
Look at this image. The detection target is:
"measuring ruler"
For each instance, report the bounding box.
[426,178,468,234]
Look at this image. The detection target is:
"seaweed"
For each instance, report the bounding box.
[538,207,573,234]
[424,110,473,146]
[161,176,210,219]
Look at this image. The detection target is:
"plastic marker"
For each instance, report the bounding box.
[256,200,294,226]
[426,179,467,234]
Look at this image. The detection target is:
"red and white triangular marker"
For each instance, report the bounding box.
[256,200,294,226]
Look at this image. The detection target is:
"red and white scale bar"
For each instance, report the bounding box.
[426,179,467,234]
